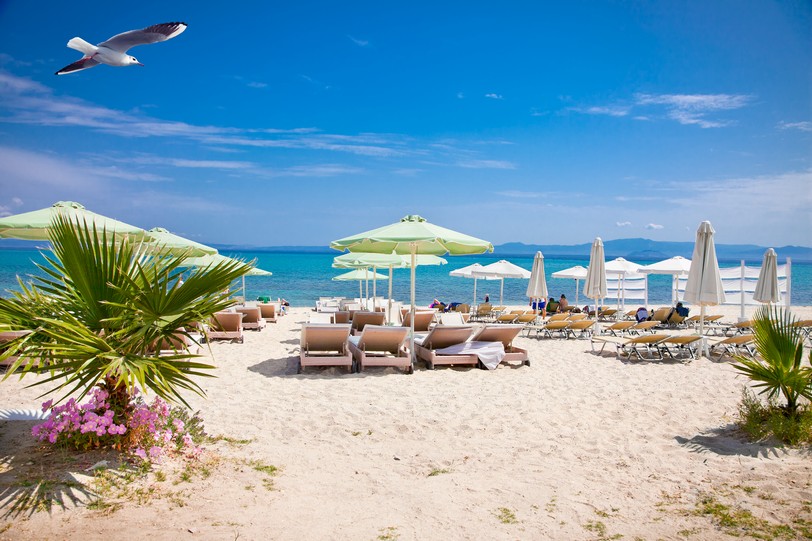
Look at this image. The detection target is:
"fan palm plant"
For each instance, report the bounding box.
[0,215,251,410]
[733,305,812,415]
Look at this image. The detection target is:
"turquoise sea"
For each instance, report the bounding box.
[1,248,810,309]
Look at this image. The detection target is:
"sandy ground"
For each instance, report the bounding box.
[1,304,811,540]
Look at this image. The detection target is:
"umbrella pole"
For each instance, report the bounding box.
[575,279,579,306]
[388,265,393,324]
[500,278,504,308]
[359,279,362,301]
[409,244,416,367]
[473,277,478,307]
[372,265,378,312]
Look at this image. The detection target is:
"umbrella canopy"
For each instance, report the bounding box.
[145,227,218,257]
[753,248,780,304]
[333,269,389,281]
[605,257,644,311]
[583,238,607,318]
[638,255,692,304]
[551,265,588,305]
[0,201,146,241]
[683,221,725,337]
[183,253,272,300]
[526,252,548,312]
[449,263,501,307]
[472,259,531,307]
[331,215,493,367]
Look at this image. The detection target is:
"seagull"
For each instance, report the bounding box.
[56,22,187,75]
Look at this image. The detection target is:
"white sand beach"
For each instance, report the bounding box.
[1,304,811,540]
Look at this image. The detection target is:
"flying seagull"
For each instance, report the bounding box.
[56,22,187,75]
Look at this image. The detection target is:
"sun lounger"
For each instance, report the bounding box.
[413,325,477,369]
[0,330,35,368]
[348,325,411,373]
[659,335,702,360]
[598,308,618,321]
[299,323,353,373]
[494,313,519,324]
[628,321,659,335]
[471,324,529,366]
[402,310,435,332]
[567,313,588,322]
[351,311,387,335]
[439,312,467,325]
[622,309,637,321]
[723,320,753,336]
[235,306,267,331]
[565,320,595,340]
[591,333,672,361]
[707,334,756,360]
[685,314,723,328]
[537,319,572,339]
[649,307,672,325]
[604,321,636,336]
[207,312,244,343]
[154,328,203,356]
[258,303,278,323]
[791,320,812,344]
[309,312,334,324]
[333,311,350,324]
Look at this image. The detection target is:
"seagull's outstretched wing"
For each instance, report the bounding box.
[55,56,101,75]
[99,22,187,53]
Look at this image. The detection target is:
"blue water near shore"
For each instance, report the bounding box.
[1,248,810,309]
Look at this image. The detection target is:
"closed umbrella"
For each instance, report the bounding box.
[683,221,725,339]
[471,259,531,308]
[331,215,493,368]
[551,265,588,306]
[753,248,780,305]
[145,227,218,257]
[449,263,501,308]
[583,238,607,327]
[526,251,548,313]
[0,201,146,241]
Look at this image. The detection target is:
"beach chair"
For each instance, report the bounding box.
[402,310,435,332]
[537,319,572,339]
[299,323,353,373]
[154,327,202,356]
[628,321,659,335]
[650,307,672,325]
[207,311,244,343]
[565,320,595,340]
[351,311,387,335]
[413,325,477,369]
[590,333,672,361]
[472,303,493,321]
[622,309,638,321]
[604,321,635,336]
[515,313,538,325]
[439,312,467,325]
[708,334,756,361]
[791,320,812,345]
[455,303,470,314]
[723,320,753,336]
[235,306,266,331]
[567,313,587,322]
[309,312,334,324]
[333,311,350,324]
[258,303,278,323]
[0,330,35,368]
[494,313,519,324]
[598,308,618,321]
[472,324,529,366]
[348,325,411,374]
[659,335,702,360]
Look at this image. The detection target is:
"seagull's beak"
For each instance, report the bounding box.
[137,62,144,66]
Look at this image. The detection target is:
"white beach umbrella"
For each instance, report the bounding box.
[332,269,388,300]
[449,263,501,307]
[752,248,780,305]
[583,238,607,326]
[683,221,725,338]
[605,257,643,311]
[551,265,588,306]
[638,255,692,305]
[525,251,548,313]
[471,259,532,307]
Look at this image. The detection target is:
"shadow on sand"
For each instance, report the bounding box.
[674,424,794,459]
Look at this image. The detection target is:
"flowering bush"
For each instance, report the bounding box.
[32,386,205,463]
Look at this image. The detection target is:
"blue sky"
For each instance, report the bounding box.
[0,1,810,248]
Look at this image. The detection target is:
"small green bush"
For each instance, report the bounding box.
[737,388,812,445]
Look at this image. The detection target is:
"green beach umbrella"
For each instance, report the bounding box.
[333,268,389,301]
[333,252,447,318]
[145,227,218,257]
[331,215,493,368]
[183,253,272,301]
[0,201,146,241]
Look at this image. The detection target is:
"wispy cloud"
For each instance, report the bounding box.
[616,221,632,227]
[635,93,753,128]
[777,121,812,132]
[576,105,630,117]
[485,93,503,100]
[275,164,363,177]
[246,81,268,89]
[457,159,516,169]
[457,92,465,99]
[348,35,370,47]
[645,223,664,230]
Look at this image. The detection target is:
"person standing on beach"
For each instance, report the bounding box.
[484,293,490,303]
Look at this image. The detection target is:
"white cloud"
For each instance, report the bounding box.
[578,105,630,117]
[456,159,516,169]
[645,223,664,230]
[485,93,503,100]
[616,221,632,227]
[348,35,369,47]
[777,121,812,132]
[635,93,753,128]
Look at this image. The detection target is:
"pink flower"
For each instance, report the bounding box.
[41,399,53,413]
[134,448,147,460]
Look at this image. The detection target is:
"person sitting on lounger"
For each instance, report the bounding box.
[559,294,570,311]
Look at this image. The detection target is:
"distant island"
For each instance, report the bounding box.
[1,237,810,262]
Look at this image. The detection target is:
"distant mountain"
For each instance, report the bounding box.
[494,238,812,262]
